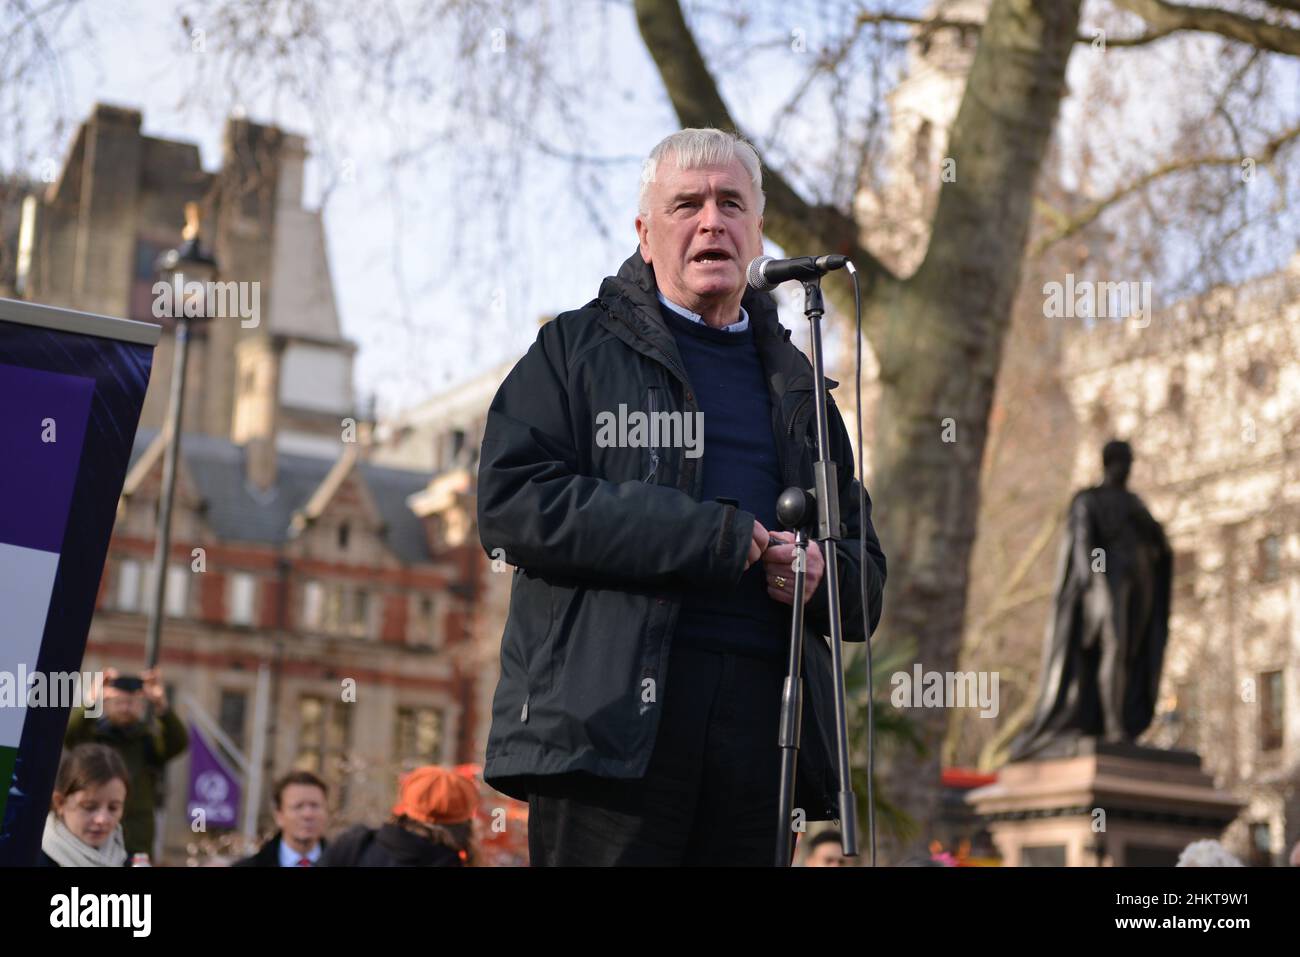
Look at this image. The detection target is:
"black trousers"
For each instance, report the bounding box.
[526,643,797,866]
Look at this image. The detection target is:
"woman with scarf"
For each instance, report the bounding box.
[39,743,131,867]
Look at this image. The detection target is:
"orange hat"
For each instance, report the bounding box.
[392,766,479,825]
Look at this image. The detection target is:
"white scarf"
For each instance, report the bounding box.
[41,811,128,868]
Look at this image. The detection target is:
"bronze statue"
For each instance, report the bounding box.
[1010,441,1172,760]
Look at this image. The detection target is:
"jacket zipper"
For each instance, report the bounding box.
[788,393,811,437]
[597,300,696,701]
[643,386,661,483]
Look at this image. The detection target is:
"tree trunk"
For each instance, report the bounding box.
[870,0,1081,861]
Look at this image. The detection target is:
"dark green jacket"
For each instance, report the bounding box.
[477,248,887,821]
[64,706,189,855]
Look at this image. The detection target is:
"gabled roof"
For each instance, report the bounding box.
[126,428,434,564]
[293,445,371,529]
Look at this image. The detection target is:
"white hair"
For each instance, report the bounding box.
[1175,840,1243,867]
[638,128,765,217]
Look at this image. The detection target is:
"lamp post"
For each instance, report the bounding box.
[145,202,217,669]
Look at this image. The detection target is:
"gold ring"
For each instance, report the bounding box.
[775,576,787,589]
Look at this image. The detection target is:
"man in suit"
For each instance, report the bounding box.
[234,770,329,867]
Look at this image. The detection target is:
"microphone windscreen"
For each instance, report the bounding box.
[746,256,774,292]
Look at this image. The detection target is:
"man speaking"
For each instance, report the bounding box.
[477,128,886,866]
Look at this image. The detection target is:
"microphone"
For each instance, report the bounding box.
[746,254,848,292]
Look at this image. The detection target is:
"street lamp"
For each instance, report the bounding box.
[145,202,217,669]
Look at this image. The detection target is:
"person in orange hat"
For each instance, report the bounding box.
[318,765,479,867]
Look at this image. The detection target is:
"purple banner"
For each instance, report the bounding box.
[187,724,241,829]
[0,307,156,866]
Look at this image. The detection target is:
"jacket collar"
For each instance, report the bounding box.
[598,248,820,396]
[260,831,326,866]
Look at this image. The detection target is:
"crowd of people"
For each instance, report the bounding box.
[36,666,861,867]
[41,666,186,866]
[44,667,1292,868]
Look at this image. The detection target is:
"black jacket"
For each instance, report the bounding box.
[317,823,464,867]
[232,832,328,867]
[477,248,887,821]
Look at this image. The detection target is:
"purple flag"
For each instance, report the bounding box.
[187,724,241,829]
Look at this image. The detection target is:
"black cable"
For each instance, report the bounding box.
[845,261,876,867]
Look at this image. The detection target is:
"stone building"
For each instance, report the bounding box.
[91,424,491,856]
[15,101,356,451]
[1062,262,1300,865]
[371,359,519,778]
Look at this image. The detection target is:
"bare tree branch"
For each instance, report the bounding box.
[1113,0,1300,56]
[1031,122,1300,257]
[853,11,984,37]
[1081,27,1179,47]
[631,0,899,320]
[853,9,1177,48]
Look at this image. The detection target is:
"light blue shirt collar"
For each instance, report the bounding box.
[279,837,322,867]
[656,289,749,333]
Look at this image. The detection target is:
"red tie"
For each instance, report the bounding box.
[297,857,312,867]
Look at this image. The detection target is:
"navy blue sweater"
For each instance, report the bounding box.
[660,302,787,663]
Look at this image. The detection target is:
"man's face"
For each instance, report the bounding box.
[635,156,764,315]
[805,841,850,866]
[103,689,145,726]
[274,783,327,846]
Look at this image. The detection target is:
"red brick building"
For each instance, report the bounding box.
[13,102,507,860]
[84,425,493,858]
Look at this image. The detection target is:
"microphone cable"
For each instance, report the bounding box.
[845,260,876,867]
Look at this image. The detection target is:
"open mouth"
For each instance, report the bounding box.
[692,250,731,263]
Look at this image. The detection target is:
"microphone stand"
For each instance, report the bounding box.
[774,277,859,867]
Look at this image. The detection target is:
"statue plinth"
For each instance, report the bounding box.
[966,740,1242,866]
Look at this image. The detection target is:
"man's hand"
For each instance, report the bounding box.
[143,667,168,716]
[762,531,824,606]
[744,520,771,571]
[87,666,120,708]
